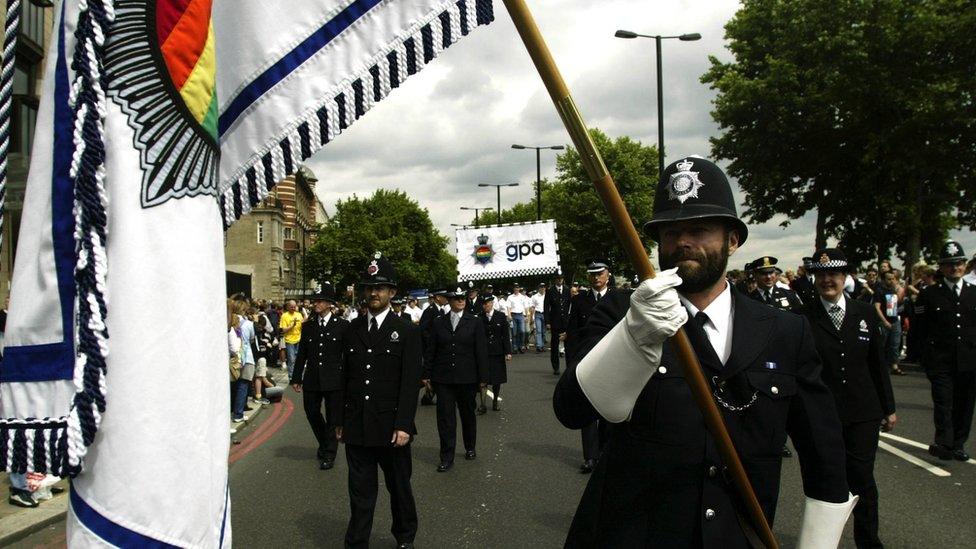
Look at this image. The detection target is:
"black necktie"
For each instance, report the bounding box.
[695,311,710,330]
[370,317,378,333]
[595,291,602,302]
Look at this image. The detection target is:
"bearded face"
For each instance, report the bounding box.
[657,220,736,294]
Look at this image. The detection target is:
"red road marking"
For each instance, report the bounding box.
[229,398,294,464]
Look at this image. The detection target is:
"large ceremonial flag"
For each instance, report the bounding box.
[0,0,493,546]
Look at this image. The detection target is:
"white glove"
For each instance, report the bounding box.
[576,269,686,423]
[625,268,687,348]
[797,493,858,549]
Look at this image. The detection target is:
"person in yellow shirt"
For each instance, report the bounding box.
[280,300,305,378]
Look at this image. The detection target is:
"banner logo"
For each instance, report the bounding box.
[472,234,495,265]
[507,240,545,262]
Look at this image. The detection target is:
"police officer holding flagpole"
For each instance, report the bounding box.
[290,283,350,470]
[553,157,854,547]
[805,248,897,548]
[915,240,976,462]
[335,253,422,549]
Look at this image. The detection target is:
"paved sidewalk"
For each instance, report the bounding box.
[0,368,288,545]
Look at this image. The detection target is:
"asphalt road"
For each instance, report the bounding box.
[11,351,976,548]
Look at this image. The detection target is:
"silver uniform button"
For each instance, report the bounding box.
[365,395,370,400]
[367,349,372,353]
[705,509,716,520]
[708,466,718,478]
[365,380,370,385]
[366,365,371,369]
[658,366,668,375]
[771,386,779,395]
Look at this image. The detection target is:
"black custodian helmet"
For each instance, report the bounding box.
[643,156,748,245]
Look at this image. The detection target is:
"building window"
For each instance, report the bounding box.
[256,221,264,244]
[284,227,294,240]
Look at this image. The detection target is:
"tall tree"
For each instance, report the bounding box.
[482,129,659,280]
[702,0,976,269]
[305,189,456,291]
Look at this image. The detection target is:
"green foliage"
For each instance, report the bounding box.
[485,129,660,280]
[702,0,976,267]
[305,189,456,291]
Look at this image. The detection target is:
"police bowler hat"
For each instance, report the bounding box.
[643,157,748,245]
[939,240,966,264]
[358,252,398,287]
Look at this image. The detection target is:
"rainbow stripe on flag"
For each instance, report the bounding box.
[157,0,218,140]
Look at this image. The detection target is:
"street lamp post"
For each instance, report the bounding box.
[511,144,564,220]
[614,30,701,178]
[477,183,520,224]
[459,206,494,227]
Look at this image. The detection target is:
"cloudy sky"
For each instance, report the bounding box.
[304,0,974,273]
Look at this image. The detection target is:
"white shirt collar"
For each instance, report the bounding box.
[319,312,332,324]
[679,281,734,364]
[593,287,607,299]
[820,294,846,314]
[367,307,391,328]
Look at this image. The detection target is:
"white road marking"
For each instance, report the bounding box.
[878,441,951,477]
[880,432,976,465]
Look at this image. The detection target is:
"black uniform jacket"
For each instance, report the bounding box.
[805,298,896,423]
[915,280,976,373]
[563,289,615,367]
[335,313,423,447]
[553,286,848,548]
[791,275,817,307]
[291,314,350,391]
[749,285,804,313]
[424,311,489,385]
[545,286,572,333]
[481,310,512,356]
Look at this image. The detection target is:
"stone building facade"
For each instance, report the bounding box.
[224,166,325,301]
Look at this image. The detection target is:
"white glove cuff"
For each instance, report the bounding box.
[797,493,858,549]
[575,319,662,423]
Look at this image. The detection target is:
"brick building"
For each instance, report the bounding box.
[224,166,326,301]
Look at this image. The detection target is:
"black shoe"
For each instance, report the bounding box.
[9,489,38,508]
[552,370,560,376]
[928,444,953,461]
[476,405,487,415]
[319,459,334,470]
[580,459,595,474]
[952,449,971,462]
[397,544,414,549]
[437,462,453,472]
[465,450,476,460]
[780,445,792,458]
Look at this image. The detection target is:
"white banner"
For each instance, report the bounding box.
[456,220,561,281]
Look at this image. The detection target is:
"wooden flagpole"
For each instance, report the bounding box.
[500,1,778,547]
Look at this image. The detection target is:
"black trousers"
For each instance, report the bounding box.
[581,420,607,462]
[550,333,561,372]
[302,389,341,461]
[433,382,477,463]
[344,444,417,548]
[844,420,882,548]
[927,369,976,450]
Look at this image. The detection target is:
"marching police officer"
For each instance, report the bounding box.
[915,240,976,461]
[805,248,897,548]
[423,286,489,471]
[749,256,804,311]
[335,254,422,549]
[553,157,852,547]
[564,259,616,473]
[418,287,449,406]
[480,294,512,412]
[546,275,573,375]
[290,283,350,470]
[792,256,818,306]
[465,281,481,315]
